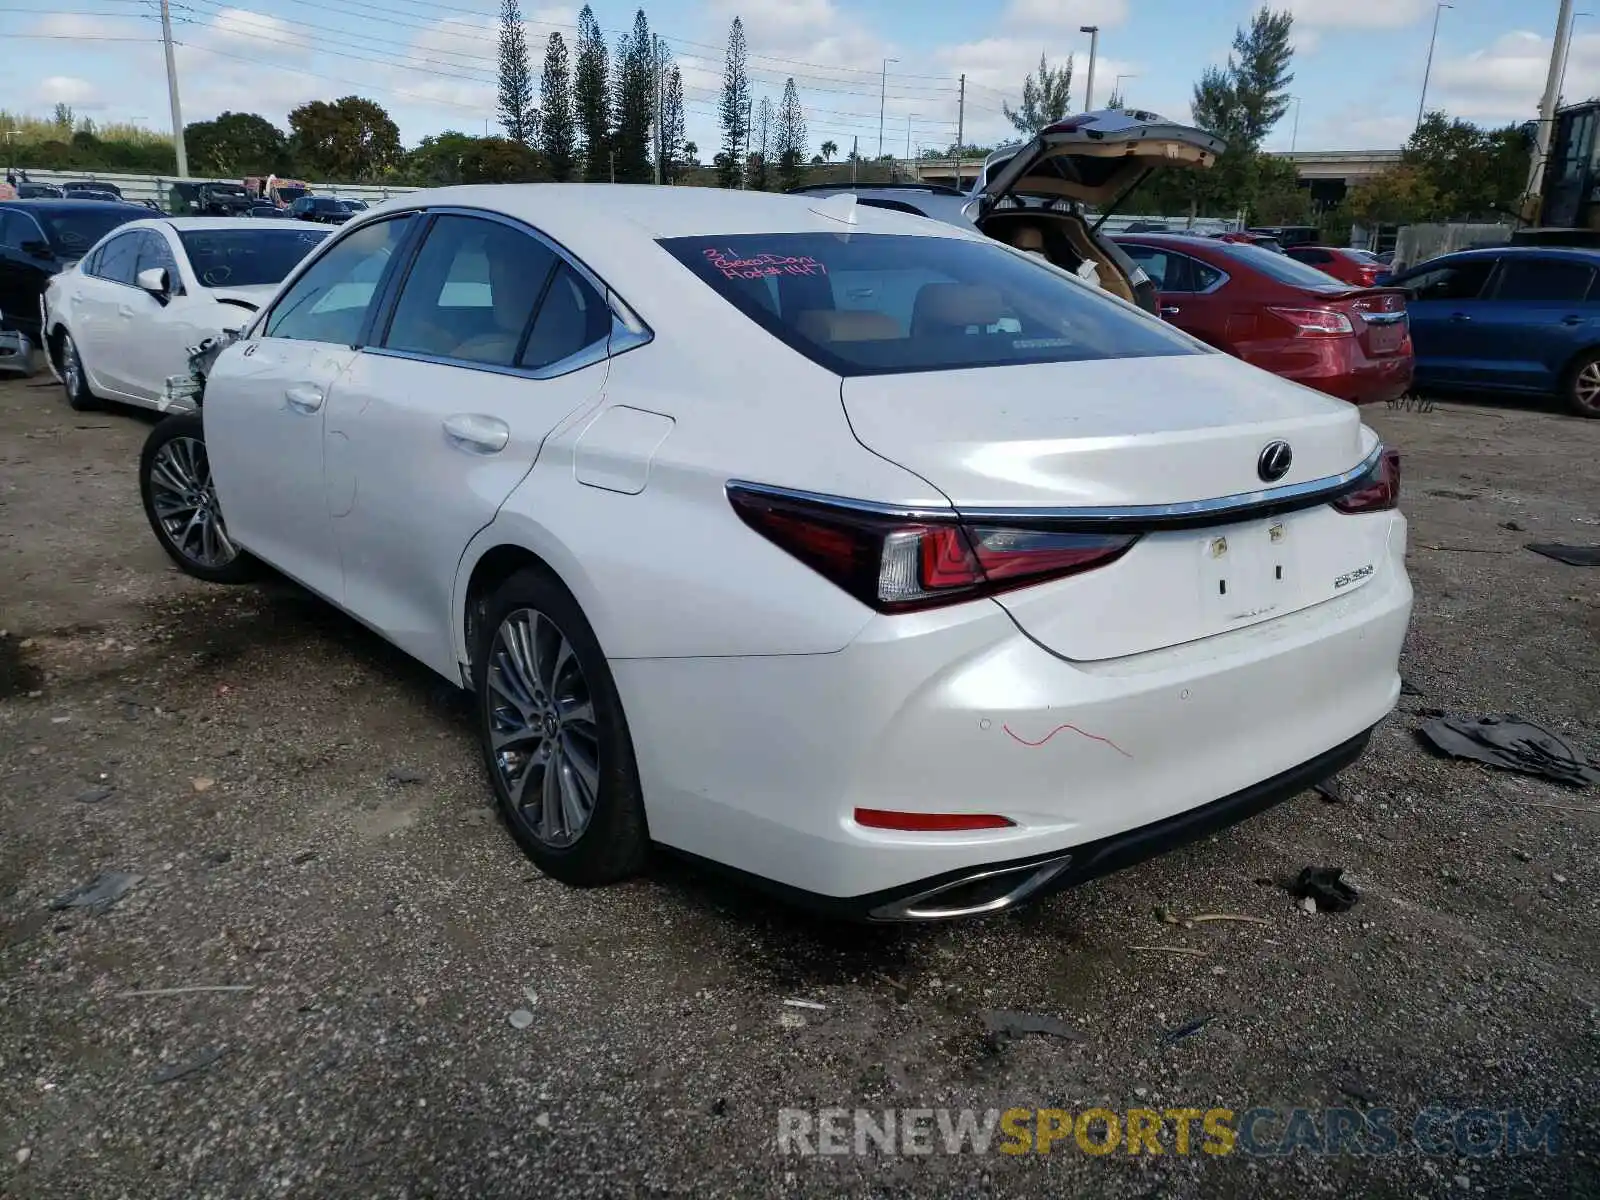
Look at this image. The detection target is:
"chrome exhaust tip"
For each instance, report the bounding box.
[868,853,1075,922]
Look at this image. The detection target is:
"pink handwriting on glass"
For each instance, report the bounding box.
[703,247,828,280]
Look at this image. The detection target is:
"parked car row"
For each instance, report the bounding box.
[5,114,1587,921]
[18,169,1407,923]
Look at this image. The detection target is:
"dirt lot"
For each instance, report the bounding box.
[0,369,1597,1198]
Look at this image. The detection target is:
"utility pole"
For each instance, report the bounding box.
[955,74,965,190]
[1290,95,1302,152]
[159,0,188,177]
[1415,2,1453,131]
[877,58,898,158]
[1080,25,1099,111]
[1525,0,1577,221]
[850,135,858,187]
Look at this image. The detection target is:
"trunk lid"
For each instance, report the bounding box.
[840,353,1387,660]
[977,109,1225,209]
[1337,289,1409,359]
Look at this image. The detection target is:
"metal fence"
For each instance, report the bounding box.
[12,168,419,208]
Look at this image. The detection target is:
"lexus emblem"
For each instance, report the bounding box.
[1257,440,1293,483]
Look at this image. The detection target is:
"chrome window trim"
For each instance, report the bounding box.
[727,443,1386,531]
[364,311,628,381]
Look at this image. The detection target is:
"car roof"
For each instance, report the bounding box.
[159,216,311,232]
[0,198,147,213]
[362,182,979,250]
[1421,244,1600,264]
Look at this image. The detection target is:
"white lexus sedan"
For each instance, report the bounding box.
[136,184,1411,921]
[42,217,330,411]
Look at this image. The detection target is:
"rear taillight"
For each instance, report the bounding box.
[1332,448,1401,514]
[1270,306,1354,337]
[728,487,1136,613]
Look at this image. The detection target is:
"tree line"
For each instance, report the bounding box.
[4,3,1536,224]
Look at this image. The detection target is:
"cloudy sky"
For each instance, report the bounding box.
[1,0,1591,159]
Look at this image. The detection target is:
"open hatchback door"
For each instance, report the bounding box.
[974,109,1226,210]
[968,110,1225,315]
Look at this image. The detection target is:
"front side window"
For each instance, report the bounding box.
[179,228,329,288]
[94,232,143,285]
[264,216,412,344]
[660,233,1200,376]
[1494,257,1594,303]
[384,214,560,366]
[1400,260,1495,302]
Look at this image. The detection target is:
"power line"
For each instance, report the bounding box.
[176,39,490,110]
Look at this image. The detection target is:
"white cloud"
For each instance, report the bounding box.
[205,8,314,58]
[26,11,148,41]
[1280,0,1432,31]
[1428,29,1589,122]
[38,76,105,110]
[1001,0,1129,30]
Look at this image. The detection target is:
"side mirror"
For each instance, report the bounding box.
[136,266,172,302]
[21,239,54,261]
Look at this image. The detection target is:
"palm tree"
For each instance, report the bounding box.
[820,139,837,162]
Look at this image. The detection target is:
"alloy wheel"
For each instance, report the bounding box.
[486,608,601,848]
[62,333,82,396]
[147,436,238,569]
[1575,361,1600,413]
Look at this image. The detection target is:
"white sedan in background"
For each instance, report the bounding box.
[136,185,1411,921]
[43,217,329,411]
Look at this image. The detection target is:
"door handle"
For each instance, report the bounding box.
[118,305,135,319]
[285,384,324,413]
[1161,305,1181,316]
[443,413,510,453]
[1449,312,1472,322]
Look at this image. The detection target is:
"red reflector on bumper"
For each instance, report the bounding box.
[854,809,1015,831]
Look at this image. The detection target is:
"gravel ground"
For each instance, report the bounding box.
[1,371,1597,1198]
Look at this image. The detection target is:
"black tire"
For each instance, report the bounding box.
[1562,349,1600,418]
[474,566,649,886]
[58,329,98,412]
[138,412,258,584]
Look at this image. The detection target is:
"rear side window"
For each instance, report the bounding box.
[1494,257,1594,303]
[659,233,1198,377]
[265,215,412,344]
[1289,247,1333,264]
[1119,245,1221,293]
[385,214,560,366]
[520,264,609,369]
[1213,242,1346,291]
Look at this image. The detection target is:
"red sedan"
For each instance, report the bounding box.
[1114,233,1412,406]
[1284,244,1386,287]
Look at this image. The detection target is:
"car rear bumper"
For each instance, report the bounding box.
[1245,340,1412,406]
[613,513,1411,911]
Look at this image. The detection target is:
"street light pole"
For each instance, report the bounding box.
[905,113,916,161]
[1290,94,1302,152]
[1415,2,1453,131]
[1113,73,1137,105]
[878,58,898,158]
[1080,25,1100,110]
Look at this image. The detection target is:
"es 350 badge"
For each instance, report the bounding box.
[1334,564,1375,590]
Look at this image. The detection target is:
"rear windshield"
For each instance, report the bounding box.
[35,207,142,256]
[1215,242,1349,291]
[178,227,330,287]
[658,233,1199,377]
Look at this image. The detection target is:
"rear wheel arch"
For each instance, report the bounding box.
[459,542,598,683]
[1558,344,1600,417]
